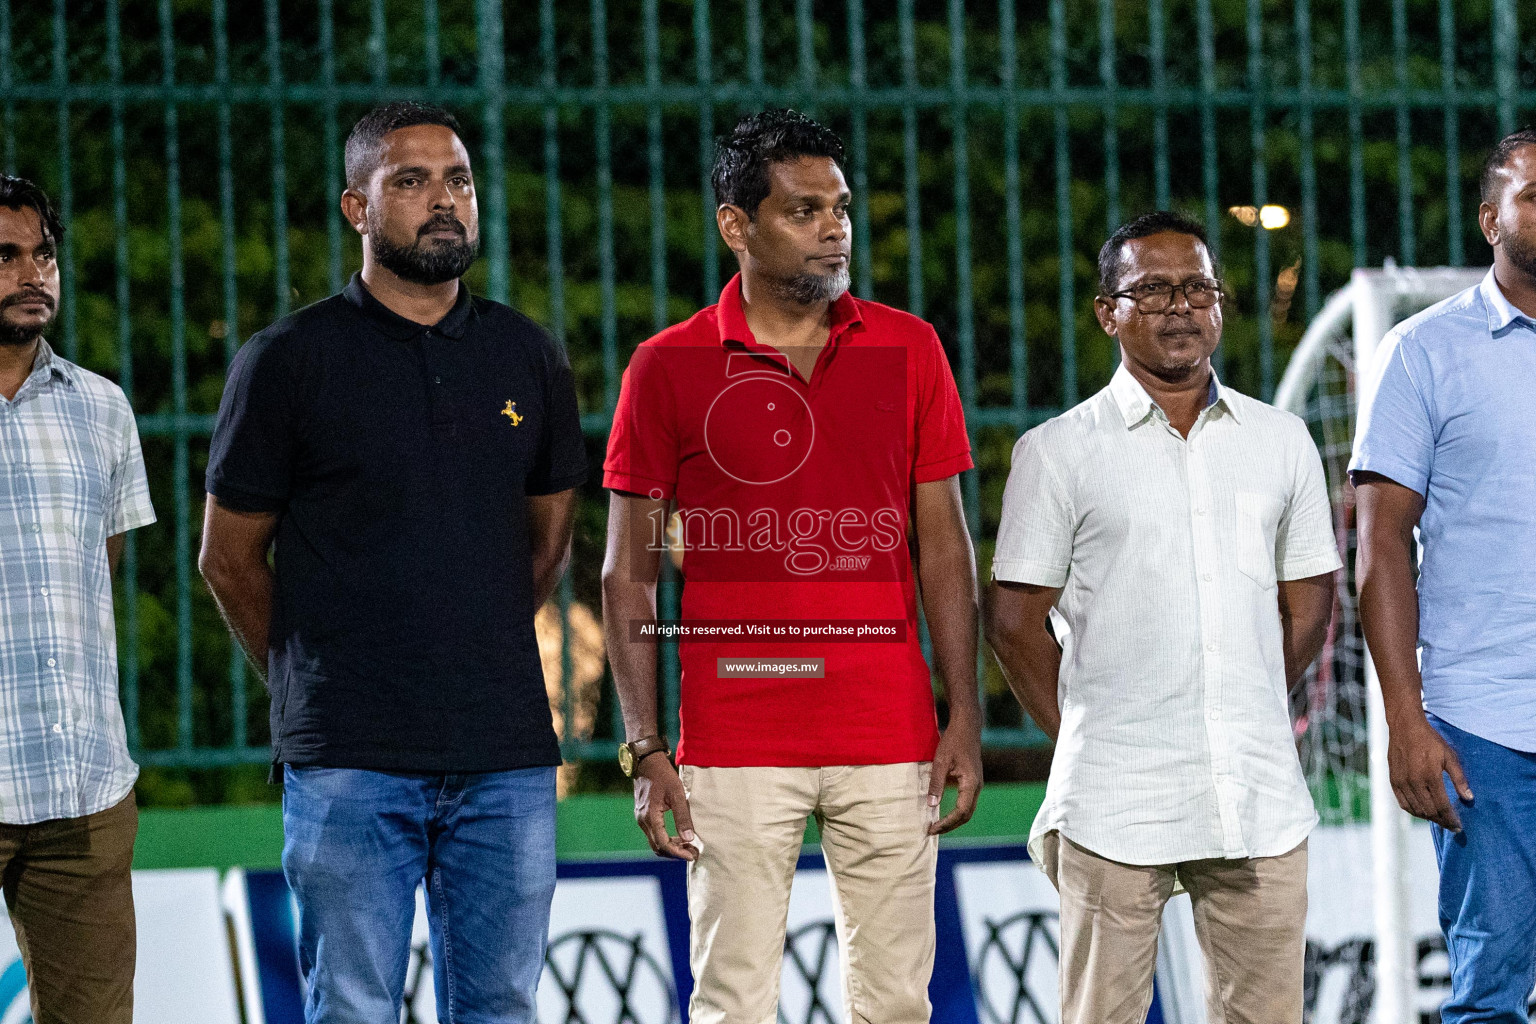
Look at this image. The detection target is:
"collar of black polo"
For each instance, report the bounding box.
[343,271,473,341]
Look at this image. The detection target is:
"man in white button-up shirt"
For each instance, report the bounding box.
[987,212,1340,1024]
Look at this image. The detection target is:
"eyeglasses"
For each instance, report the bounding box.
[1105,278,1224,313]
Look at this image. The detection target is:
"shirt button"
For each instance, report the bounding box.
[434,376,442,384]
[1195,508,1208,516]
[46,658,56,667]
[1209,709,1221,721]
[52,723,62,734]
[1206,642,1217,652]
[39,587,48,596]
[29,523,40,532]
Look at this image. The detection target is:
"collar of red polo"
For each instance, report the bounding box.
[714,273,863,356]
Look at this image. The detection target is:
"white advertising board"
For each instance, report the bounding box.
[779,862,844,1024]
[0,867,240,1024]
[953,858,1061,1024]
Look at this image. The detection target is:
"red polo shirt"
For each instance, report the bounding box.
[604,275,972,766]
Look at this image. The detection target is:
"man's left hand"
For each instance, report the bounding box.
[927,717,982,835]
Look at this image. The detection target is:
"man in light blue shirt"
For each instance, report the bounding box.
[1353,127,1536,1023]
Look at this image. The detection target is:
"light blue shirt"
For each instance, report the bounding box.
[1350,270,1536,752]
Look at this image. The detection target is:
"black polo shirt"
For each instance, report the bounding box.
[206,274,586,772]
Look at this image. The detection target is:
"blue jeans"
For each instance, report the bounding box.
[1429,715,1536,1024]
[281,765,557,1024]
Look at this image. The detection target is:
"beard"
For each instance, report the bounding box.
[369,212,479,285]
[1503,228,1536,280]
[0,291,56,347]
[770,262,851,306]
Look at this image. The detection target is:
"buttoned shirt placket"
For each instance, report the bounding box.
[1156,400,1248,859]
[1,357,83,819]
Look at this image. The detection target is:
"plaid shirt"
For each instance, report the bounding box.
[0,339,155,824]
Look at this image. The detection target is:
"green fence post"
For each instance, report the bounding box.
[0,0,13,175]
[745,0,764,99]
[266,0,292,319]
[476,0,509,306]
[1050,0,1076,405]
[695,0,717,303]
[51,0,75,362]
[321,0,344,296]
[1147,0,1170,211]
[1196,0,1219,266]
[423,0,441,92]
[592,0,618,414]
[1248,0,1273,400]
[948,0,979,540]
[368,0,387,87]
[795,0,814,102]
[1098,0,1119,235]
[540,0,564,347]
[848,0,872,300]
[1492,0,1518,137]
[644,0,667,334]
[106,0,141,752]
[899,0,923,318]
[1440,0,1463,268]
[1196,0,1221,375]
[1000,0,1026,420]
[639,0,681,745]
[213,0,246,749]
[1345,0,1367,268]
[159,0,193,753]
[1296,0,1321,320]
[1393,0,1416,267]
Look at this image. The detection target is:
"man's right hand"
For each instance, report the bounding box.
[633,756,698,861]
[1387,712,1474,831]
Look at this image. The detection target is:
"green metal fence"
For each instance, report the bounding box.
[0,0,1528,768]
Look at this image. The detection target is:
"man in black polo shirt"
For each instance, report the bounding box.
[200,102,585,1023]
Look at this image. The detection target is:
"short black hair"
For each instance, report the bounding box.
[1098,211,1212,295]
[345,102,464,189]
[711,108,846,219]
[0,175,63,248]
[1480,127,1536,204]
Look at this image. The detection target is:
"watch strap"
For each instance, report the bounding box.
[621,735,670,776]
[632,746,670,771]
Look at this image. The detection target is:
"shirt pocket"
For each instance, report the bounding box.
[32,453,108,551]
[1235,490,1278,590]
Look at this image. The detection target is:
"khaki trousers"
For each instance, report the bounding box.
[680,762,937,1024]
[0,793,138,1024]
[1040,831,1308,1024]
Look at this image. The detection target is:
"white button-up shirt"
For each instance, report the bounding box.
[994,365,1340,865]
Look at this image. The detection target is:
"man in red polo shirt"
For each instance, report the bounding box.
[602,109,982,1024]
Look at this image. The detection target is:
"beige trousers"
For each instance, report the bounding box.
[1040,831,1309,1024]
[679,762,937,1024]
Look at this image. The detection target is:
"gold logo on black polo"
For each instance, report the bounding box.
[501,400,524,427]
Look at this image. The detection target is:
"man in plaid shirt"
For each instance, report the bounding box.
[0,176,156,1024]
